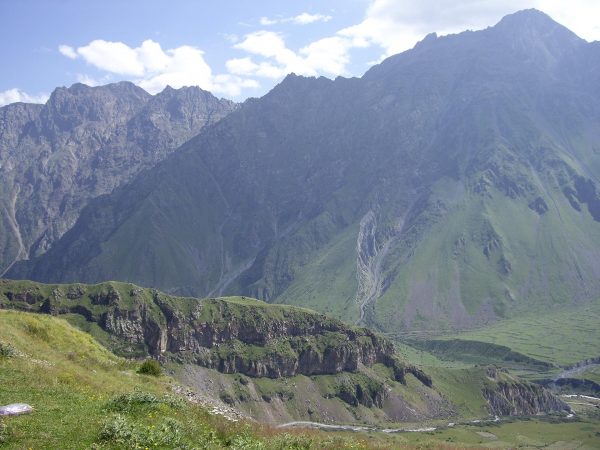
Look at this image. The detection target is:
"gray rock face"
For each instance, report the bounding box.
[482,366,570,416]
[483,382,569,416]
[0,82,237,275]
[102,294,427,381]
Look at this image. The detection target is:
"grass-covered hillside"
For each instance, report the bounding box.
[0,309,390,449]
[0,279,419,381]
[1,279,574,428]
[389,300,600,405]
[443,302,600,367]
[1,295,594,448]
[0,279,452,425]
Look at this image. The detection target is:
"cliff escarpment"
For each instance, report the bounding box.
[0,279,428,385]
[483,367,570,416]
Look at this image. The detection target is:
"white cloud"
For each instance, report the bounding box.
[59,39,259,98]
[77,40,145,76]
[226,57,259,75]
[299,36,352,75]
[135,45,213,94]
[234,31,294,61]
[226,57,286,79]
[538,0,600,42]
[136,40,170,73]
[260,16,278,26]
[222,33,240,44]
[0,88,49,106]
[231,31,353,78]
[292,13,332,25]
[212,75,260,96]
[232,2,536,83]
[338,0,528,56]
[260,12,332,26]
[58,45,77,59]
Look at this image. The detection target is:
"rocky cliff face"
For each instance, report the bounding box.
[0,279,428,384]
[482,367,570,416]
[0,82,237,275]
[154,296,430,383]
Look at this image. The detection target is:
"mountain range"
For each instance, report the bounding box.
[0,82,236,275]
[5,9,600,334]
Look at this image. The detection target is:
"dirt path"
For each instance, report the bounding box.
[276,415,505,434]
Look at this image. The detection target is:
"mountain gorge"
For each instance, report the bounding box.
[0,82,236,276]
[7,9,600,335]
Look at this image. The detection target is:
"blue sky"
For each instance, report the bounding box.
[1,0,599,105]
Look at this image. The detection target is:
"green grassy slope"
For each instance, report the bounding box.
[2,309,592,450]
[0,310,386,449]
[443,302,600,366]
[374,175,600,334]
[274,224,360,323]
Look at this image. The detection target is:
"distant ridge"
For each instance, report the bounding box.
[0,82,237,275]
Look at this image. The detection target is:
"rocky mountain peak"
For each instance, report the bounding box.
[491,8,583,62]
[41,81,150,131]
[495,9,561,31]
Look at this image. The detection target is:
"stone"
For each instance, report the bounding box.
[0,403,33,416]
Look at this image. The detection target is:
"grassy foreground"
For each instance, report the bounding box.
[1,309,599,448]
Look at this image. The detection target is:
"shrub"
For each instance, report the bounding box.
[0,342,17,358]
[106,391,183,413]
[137,358,162,376]
[229,432,266,449]
[99,415,183,447]
[268,433,314,450]
[220,391,235,405]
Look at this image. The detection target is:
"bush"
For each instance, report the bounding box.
[106,391,183,413]
[0,342,17,358]
[99,415,183,447]
[229,432,265,449]
[220,391,235,405]
[137,358,162,376]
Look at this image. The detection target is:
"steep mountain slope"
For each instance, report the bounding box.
[0,82,237,275]
[10,10,600,333]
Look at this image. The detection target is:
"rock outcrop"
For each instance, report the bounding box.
[0,280,427,384]
[482,366,570,416]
